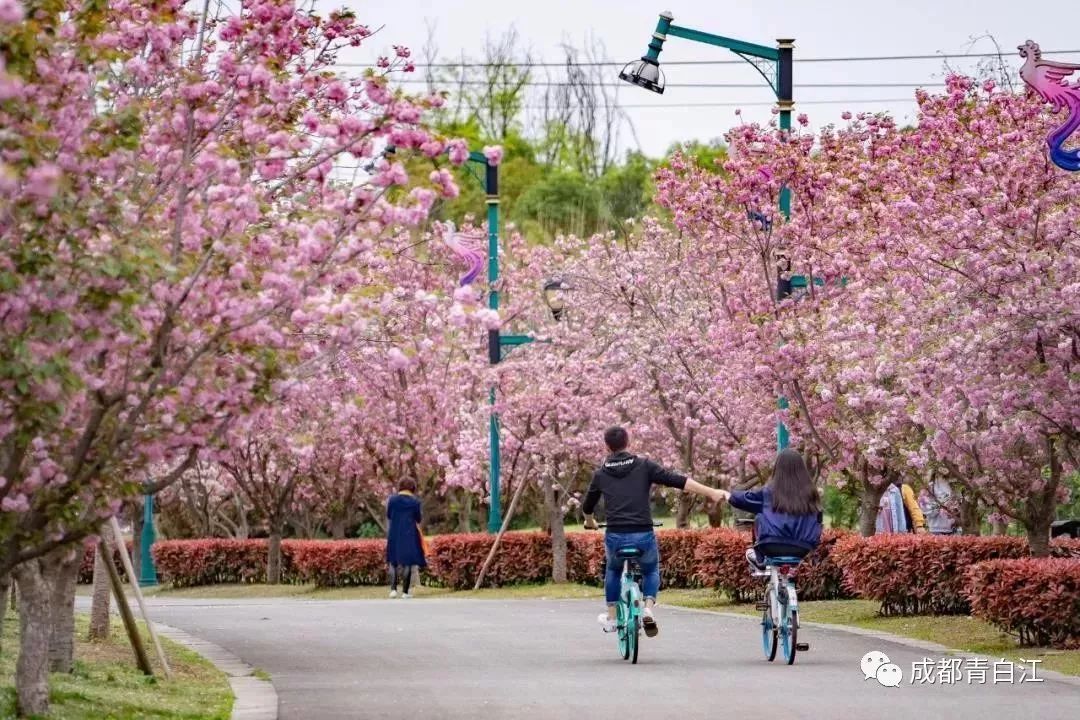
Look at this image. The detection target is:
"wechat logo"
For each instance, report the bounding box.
[861,651,903,687]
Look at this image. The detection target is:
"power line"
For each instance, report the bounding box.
[333,49,1080,69]
[386,80,945,89]
[525,97,919,109]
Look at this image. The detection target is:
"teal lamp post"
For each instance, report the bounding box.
[621,11,796,450]
[139,491,158,587]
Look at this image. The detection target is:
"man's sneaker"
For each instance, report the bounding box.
[389,590,398,598]
[597,613,617,633]
[402,592,413,599]
[642,607,659,637]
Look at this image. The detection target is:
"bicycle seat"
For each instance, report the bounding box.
[763,556,804,566]
[615,547,642,560]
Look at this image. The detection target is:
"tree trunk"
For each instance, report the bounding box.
[267,520,283,584]
[959,495,982,536]
[88,534,113,642]
[457,491,473,534]
[330,516,346,540]
[675,493,694,529]
[13,558,52,717]
[858,477,887,537]
[706,496,727,527]
[48,548,80,673]
[1027,518,1052,557]
[0,572,9,657]
[130,498,144,582]
[544,478,567,583]
[991,517,1009,536]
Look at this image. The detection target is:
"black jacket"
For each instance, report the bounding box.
[582,451,687,533]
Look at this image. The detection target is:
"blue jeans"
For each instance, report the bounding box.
[604,531,660,605]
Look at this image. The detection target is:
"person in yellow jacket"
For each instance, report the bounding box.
[898,481,927,534]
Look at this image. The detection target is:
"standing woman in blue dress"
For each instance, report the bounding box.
[386,477,425,598]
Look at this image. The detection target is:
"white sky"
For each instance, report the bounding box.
[326,0,1078,157]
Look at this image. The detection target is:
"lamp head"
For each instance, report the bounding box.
[619,57,665,94]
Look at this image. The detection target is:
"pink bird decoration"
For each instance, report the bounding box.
[1019,40,1080,171]
[442,222,484,287]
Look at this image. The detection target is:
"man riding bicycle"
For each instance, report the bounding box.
[583,426,725,636]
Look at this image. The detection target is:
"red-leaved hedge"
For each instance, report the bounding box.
[425,532,554,589]
[78,537,134,584]
[152,539,302,587]
[832,534,1080,616]
[966,558,1080,648]
[694,528,853,602]
[291,540,388,586]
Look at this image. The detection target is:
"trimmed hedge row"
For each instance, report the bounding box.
[152,538,302,587]
[966,558,1080,649]
[150,528,855,595]
[831,534,1080,616]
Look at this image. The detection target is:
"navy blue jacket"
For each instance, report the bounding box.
[729,487,822,552]
[386,492,426,567]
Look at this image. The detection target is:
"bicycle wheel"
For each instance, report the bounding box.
[783,609,798,665]
[761,587,778,661]
[616,601,630,660]
[629,615,640,665]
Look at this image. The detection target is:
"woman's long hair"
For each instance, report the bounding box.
[768,449,820,515]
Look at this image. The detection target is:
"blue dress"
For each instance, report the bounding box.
[386,493,426,567]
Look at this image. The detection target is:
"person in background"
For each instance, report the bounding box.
[919,476,957,535]
[386,477,425,598]
[877,477,927,534]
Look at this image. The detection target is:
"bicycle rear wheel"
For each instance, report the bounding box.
[761,587,778,662]
[616,601,630,660]
[783,609,798,665]
[629,615,640,664]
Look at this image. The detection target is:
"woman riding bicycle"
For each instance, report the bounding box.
[716,449,822,572]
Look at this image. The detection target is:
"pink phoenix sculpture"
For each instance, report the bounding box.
[1019,40,1080,171]
[442,221,484,287]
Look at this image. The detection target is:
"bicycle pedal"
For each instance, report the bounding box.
[795,643,810,652]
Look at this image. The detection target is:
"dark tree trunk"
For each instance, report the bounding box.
[130,497,144,582]
[267,519,284,584]
[330,516,346,540]
[457,491,473,534]
[544,477,567,583]
[959,494,983,536]
[1027,518,1052,558]
[48,548,80,673]
[706,496,727,527]
[675,494,694,529]
[0,572,9,657]
[858,474,887,537]
[991,517,1009,536]
[13,558,52,717]
[88,533,113,642]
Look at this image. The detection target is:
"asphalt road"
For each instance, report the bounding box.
[113,597,1080,720]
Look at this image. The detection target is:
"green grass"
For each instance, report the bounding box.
[132,581,1080,678]
[0,613,232,719]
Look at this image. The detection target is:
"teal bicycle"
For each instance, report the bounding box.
[597,522,661,665]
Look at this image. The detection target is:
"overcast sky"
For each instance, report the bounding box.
[324,0,1078,157]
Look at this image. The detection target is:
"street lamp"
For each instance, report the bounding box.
[622,10,796,451]
[542,278,572,321]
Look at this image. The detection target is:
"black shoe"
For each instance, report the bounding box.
[642,613,659,638]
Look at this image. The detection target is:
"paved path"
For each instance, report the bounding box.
[117,597,1080,720]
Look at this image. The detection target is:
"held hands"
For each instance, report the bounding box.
[583,515,598,531]
[708,488,730,504]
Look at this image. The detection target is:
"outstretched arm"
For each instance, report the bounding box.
[582,474,602,529]
[683,478,726,504]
